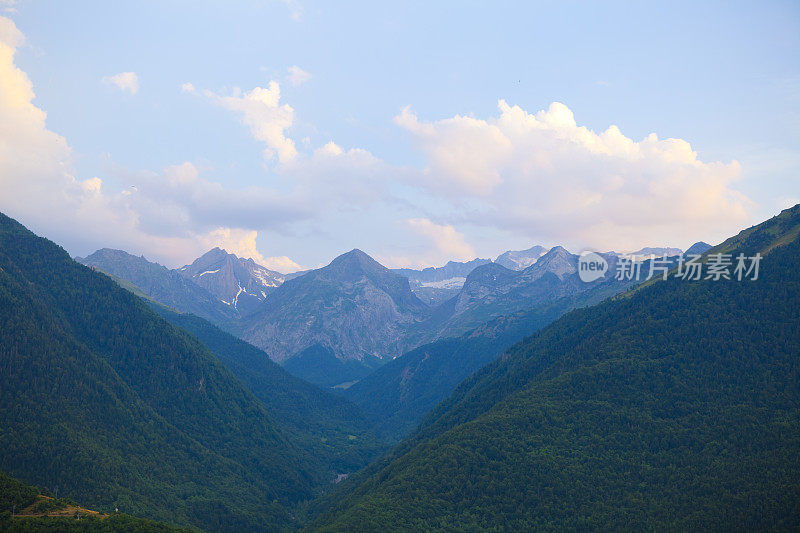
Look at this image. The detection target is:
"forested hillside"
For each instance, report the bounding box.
[311,205,800,531]
[151,306,386,475]
[0,212,312,531]
[0,470,189,532]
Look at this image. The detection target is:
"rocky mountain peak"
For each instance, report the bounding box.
[495,245,547,270]
[521,246,577,281]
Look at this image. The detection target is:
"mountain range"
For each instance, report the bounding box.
[310,204,800,531]
[77,248,238,328]
[78,241,696,388]
[242,249,430,366]
[3,204,799,530]
[342,248,677,440]
[0,213,382,531]
[393,258,492,305]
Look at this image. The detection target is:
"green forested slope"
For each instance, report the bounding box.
[311,205,800,531]
[0,212,311,531]
[150,306,386,475]
[0,470,190,532]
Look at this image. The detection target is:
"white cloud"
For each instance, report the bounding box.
[395,106,510,195]
[396,100,752,251]
[286,65,311,86]
[281,140,390,204]
[405,218,476,264]
[198,227,303,273]
[102,71,139,94]
[125,161,310,235]
[196,81,297,163]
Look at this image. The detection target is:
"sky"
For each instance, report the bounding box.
[0,0,798,271]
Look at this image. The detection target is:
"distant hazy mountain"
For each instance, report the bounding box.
[494,245,547,270]
[425,245,622,339]
[313,205,800,531]
[242,249,430,371]
[78,247,288,327]
[394,258,491,305]
[394,258,492,283]
[629,246,683,257]
[77,248,237,327]
[178,247,284,316]
[685,241,713,255]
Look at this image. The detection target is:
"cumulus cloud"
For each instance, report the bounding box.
[102,71,139,94]
[382,217,479,267]
[195,81,297,163]
[286,65,311,86]
[198,228,303,273]
[1,12,757,270]
[396,100,751,251]
[123,161,309,236]
[280,141,392,205]
[406,218,476,262]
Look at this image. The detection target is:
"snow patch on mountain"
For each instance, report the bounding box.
[419,277,466,289]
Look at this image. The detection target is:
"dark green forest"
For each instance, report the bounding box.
[309,206,800,530]
[0,212,318,531]
[150,306,386,475]
[0,470,190,532]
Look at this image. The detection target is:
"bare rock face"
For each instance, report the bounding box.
[178,247,285,316]
[494,245,547,270]
[77,248,238,326]
[428,246,615,339]
[242,249,430,363]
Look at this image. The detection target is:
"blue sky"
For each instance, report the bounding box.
[1,1,798,270]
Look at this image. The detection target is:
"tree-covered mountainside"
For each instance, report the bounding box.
[150,306,386,475]
[0,470,190,532]
[342,307,564,441]
[311,205,800,531]
[281,344,383,389]
[0,212,317,531]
